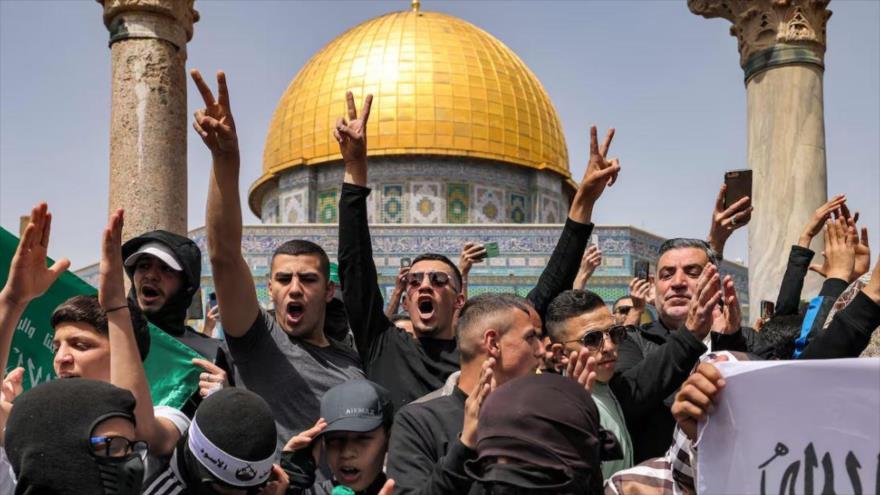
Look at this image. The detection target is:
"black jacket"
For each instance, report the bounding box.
[386,388,481,495]
[774,245,815,316]
[799,290,880,359]
[615,319,759,462]
[610,326,706,425]
[122,230,231,415]
[338,183,592,410]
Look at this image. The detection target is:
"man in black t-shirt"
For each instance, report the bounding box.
[335,89,621,411]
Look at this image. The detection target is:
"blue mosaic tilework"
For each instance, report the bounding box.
[382,185,405,223]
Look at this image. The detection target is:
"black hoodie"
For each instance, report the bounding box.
[5,378,139,495]
[122,230,231,415]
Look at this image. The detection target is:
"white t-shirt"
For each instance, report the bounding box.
[0,447,15,493]
[144,406,191,483]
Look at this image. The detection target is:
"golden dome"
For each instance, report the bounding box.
[251,6,571,215]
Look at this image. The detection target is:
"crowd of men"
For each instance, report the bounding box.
[0,69,878,495]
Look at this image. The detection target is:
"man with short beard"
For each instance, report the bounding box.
[615,235,758,462]
[122,228,232,416]
[335,90,621,408]
[191,69,364,446]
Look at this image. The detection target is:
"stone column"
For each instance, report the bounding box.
[689,0,832,314]
[97,0,199,240]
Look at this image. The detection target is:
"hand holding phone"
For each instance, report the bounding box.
[483,242,499,258]
[723,169,752,209]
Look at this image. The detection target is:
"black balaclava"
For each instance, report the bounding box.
[465,373,609,495]
[5,378,143,495]
[122,230,201,336]
[175,388,278,494]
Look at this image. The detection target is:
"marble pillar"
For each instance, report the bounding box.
[689,0,832,314]
[97,0,198,240]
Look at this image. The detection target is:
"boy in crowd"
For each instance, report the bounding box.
[283,379,396,495]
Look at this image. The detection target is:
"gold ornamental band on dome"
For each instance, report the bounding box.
[250,6,573,217]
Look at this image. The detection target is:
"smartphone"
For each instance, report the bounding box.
[590,234,599,247]
[723,169,752,209]
[208,292,218,310]
[484,242,499,258]
[760,300,775,320]
[634,260,650,281]
[401,257,411,268]
[186,289,204,320]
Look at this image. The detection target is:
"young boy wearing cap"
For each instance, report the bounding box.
[284,379,396,495]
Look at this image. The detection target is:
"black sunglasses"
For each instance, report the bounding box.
[405,271,457,290]
[563,325,628,349]
[614,305,633,315]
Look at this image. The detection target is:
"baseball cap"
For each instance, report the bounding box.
[319,380,393,436]
[123,242,183,271]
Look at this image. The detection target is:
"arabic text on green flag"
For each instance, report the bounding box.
[1,227,200,409]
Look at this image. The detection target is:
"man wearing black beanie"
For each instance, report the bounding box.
[5,378,147,495]
[144,387,287,494]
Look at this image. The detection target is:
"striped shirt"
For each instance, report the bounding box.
[144,450,186,495]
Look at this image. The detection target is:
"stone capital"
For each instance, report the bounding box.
[688,0,832,78]
[97,0,199,46]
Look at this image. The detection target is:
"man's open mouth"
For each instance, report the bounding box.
[286,302,304,325]
[141,286,161,302]
[417,296,435,320]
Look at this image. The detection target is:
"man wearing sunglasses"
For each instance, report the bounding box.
[545,287,722,479]
[336,87,622,411]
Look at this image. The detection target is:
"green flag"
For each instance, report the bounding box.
[1,227,199,408]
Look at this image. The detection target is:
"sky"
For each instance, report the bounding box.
[1,0,878,270]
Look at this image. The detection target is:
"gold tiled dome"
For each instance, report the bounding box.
[251,5,571,215]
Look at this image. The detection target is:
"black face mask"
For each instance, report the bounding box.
[476,463,582,495]
[94,452,145,495]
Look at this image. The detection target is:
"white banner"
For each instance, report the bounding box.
[697,358,880,495]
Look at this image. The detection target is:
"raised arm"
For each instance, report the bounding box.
[101,210,180,455]
[706,183,753,260]
[799,237,880,360]
[192,69,260,338]
[573,244,602,290]
[528,125,618,315]
[339,91,373,188]
[775,195,846,314]
[0,203,70,381]
[335,92,397,358]
[624,278,651,326]
[385,266,409,318]
[458,242,486,300]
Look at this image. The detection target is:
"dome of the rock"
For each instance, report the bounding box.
[250,4,573,225]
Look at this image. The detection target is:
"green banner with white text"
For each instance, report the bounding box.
[1,227,199,408]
